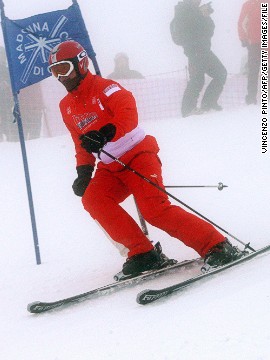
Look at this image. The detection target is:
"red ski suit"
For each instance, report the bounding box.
[60,71,224,258]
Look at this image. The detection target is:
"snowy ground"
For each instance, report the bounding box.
[1,106,270,360]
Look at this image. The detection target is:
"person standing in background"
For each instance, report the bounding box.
[107,53,144,80]
[0,46,43,142]
[171,0,227,118]
[238,0,261,105]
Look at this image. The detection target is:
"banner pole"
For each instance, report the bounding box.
[0,0,41,264]
[72,0,101,76]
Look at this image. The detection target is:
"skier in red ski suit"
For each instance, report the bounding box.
[48,40,240,275]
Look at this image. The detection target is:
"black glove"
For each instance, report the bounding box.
[80,123,116,154]
[72,165,94,197]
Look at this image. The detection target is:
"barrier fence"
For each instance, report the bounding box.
[0,69,248,141]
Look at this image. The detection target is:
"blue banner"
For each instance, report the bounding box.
[1,3,96,92]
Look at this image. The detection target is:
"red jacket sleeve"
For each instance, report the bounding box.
[97,78,139,141]
[60,99,96,168]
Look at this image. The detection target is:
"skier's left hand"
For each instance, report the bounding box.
[80,123,116,153]
[80,130,107,153]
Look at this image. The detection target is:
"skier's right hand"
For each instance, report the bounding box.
[72,165,94,197]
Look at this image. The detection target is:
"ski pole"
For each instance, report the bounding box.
[135,183,227,238]
[134,184,227,239]
[133,196,149,238]
[100,149,255,252]
[165,182,227,190]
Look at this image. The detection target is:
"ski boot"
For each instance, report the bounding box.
[114,242,177,281]
[201,238,247,273]
[154,241,178,267]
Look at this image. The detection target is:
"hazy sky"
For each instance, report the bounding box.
[0,0,247,76]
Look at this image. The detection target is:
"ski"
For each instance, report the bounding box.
[136,244,270,305]
[27,257,202,314]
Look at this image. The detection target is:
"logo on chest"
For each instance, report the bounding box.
[72,112,98,130]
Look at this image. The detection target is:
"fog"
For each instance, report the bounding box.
[0,0,246,76]
[1,1,269,358]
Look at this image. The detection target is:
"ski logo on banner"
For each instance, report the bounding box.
[3,3,94,92]
[15,15,71,85]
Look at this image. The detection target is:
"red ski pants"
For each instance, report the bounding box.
[82,152,224,257]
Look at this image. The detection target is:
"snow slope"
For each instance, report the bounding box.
[1,106,270,360]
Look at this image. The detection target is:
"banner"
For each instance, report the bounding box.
[1,2,96,92]
[0,0,100,265]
